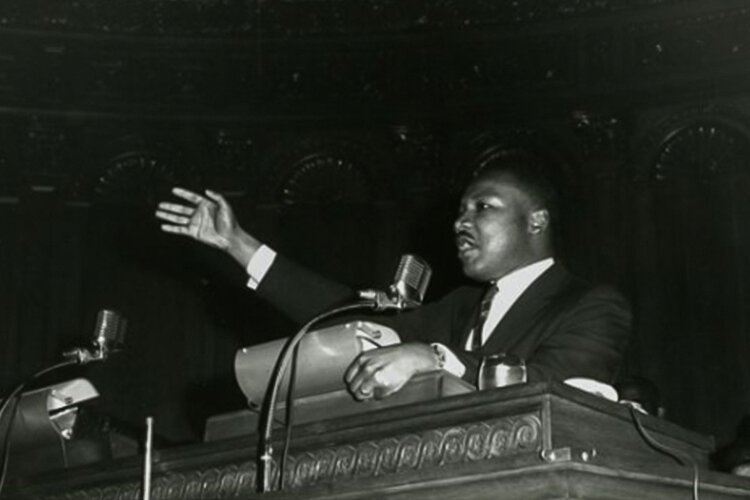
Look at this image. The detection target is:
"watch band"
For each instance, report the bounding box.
[431,343,446,370]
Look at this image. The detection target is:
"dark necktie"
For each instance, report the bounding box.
[472,284,498,351]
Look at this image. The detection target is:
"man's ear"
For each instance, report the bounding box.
[528,209,549,234]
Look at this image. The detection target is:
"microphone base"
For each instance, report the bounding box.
[62,348,103,365]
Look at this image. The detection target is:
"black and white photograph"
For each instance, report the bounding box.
[1,1,750,498]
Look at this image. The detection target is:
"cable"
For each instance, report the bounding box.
[0,396,20,496]
[0,359,77,495]
[627,405,700,500]
[59,433,69,468]
[278,343,300,490]
[257,301,373,493]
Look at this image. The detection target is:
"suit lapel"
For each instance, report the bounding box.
[481,264,572,355]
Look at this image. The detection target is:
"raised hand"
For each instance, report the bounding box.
[156,187,260,266]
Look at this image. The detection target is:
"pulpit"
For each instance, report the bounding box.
[6,379,750,499]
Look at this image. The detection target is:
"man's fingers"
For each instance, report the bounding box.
[343,359,359,384]
[345,346,417,402]
[345,357,368,392]
[155,210,192,225]
[344,352,369,383]
[346,354,391,400]
[347,368,367,395]
[205,189,235,219]
[157,202,195,216]
[160,224,191,235]
[350,368,381,401]
[204,189,227,207]
[172,187,207,204]
[354,378,379,401]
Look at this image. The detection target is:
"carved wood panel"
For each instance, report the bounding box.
[35,413,542,500]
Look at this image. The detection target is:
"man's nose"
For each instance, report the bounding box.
[454,212,471,232]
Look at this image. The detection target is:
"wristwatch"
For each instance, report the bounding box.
[431,343,446,370]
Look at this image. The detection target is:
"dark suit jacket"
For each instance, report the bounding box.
[256,255,631,385]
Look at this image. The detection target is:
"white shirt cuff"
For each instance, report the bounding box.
[431,343,466,378]
[245,245,276,290]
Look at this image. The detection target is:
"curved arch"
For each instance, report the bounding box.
[633,106,750,183]
[90,134,188,205]
[256,133,396,205]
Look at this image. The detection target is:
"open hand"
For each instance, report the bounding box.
[155,187,239,251]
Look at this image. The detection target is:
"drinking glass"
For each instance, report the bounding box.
[478,353,527,390]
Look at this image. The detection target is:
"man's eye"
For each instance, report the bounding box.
[476,202,490,211]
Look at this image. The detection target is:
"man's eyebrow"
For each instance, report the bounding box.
[471,191,503,201]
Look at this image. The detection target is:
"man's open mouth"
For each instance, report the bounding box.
[456,233,478,254]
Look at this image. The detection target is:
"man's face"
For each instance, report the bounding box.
[454,172,540,282]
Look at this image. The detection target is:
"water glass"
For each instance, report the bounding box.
[478,353,527,390]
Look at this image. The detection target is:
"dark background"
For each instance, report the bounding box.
[1,0,750,449]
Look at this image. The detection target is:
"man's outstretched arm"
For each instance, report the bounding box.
[156,187,355,323]
[156,187,442,399]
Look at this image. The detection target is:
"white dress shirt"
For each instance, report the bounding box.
[464,257,555,349]
[245,244,277,290]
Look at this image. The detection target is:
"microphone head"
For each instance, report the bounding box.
[93,309,126,355]
[391,254,432,308]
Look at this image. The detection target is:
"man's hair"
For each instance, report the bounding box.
[471,150,561,225]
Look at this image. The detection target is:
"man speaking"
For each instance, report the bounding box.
[155,155,631,401]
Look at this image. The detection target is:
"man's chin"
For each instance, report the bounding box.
[461,263,491,283]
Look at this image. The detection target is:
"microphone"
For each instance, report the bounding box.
[64,309,127,365]
[359,254,432,311]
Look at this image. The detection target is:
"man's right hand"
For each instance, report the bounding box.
[155,187,261,267]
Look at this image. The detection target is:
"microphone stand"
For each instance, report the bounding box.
[257,300,375,493]
[0,358,79,495]
[0,311,123,496]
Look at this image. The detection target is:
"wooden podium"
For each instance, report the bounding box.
[7,379,750,499]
